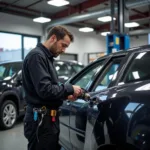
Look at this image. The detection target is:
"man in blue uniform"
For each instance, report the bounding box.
[22,26,83,150]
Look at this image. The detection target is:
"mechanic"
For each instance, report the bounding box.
[22,26,83,150]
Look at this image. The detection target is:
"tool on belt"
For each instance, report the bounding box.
[33,106,58,142]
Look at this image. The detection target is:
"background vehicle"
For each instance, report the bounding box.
[0,59,83,129]
[54,60,84,83]
[59,45,150,150]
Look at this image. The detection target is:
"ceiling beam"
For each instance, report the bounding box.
[50,0,109,19]
[131,9,147,17]
[93,11,150,32]
[0,8,35,18]
[130,12,149,20]
[0,1,40,14]
[25,0,43,8]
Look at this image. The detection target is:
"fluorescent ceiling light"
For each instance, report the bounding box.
[79,27,94,32]
[97,16,116,22]
[47,0,69,7]
[33,17,51,23]
[125,22,139,28]
[101,31,110,36]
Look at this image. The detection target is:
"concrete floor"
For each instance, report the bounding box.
[0,118,27,150]
[0,118,64,150]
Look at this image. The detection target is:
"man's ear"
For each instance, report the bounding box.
[51,34,57,43]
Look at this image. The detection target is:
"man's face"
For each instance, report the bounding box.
[50,35,71,57]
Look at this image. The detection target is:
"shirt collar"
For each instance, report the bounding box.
[37,43,54,59]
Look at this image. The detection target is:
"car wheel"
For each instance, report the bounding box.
[0,100,17,129]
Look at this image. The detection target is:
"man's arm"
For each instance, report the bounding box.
[27,53,74,101]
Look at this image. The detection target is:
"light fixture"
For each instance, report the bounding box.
[47,0,69,7]
[101,31,110,36]
[125,22,139,28]
[33,17,51,23]
[79,27,94,33]
[97,16,116,22]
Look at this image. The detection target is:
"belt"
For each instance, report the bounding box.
[26,104,60,116]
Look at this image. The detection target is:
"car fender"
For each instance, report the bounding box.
[0,90,20,114]
[126,102,150,150]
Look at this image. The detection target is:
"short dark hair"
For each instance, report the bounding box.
[47,26,74,42]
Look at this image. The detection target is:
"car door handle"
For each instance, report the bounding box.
[66,100,71,106]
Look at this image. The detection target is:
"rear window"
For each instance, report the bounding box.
[121,51,150,83]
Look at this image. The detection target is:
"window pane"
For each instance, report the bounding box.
[9,63,22,77]
[0,65,6,80]
[55,62,69,76]
[72,65,84,73]
[0,32,21,61]
[122,51,150,83]
[0,62,22,80]
[24,37,38,58]
[73,61,104,88]
[94,62,120,91]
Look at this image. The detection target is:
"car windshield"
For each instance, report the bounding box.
[0,64,10,80]
[0,62,22,81]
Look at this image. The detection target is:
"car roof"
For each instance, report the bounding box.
[0,59,84,66]
[96,44,150,61]
[0,60,23,64]
[55,59,84,66]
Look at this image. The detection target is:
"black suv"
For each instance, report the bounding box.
[0,60,84,129]
[59,45,150,150]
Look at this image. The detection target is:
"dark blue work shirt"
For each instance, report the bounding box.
[22,43,74,108]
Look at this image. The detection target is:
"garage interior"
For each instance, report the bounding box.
[0,0,150,150]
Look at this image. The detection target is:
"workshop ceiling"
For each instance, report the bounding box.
[0,0,150,34]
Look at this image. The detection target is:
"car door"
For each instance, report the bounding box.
[85,56,125,150]
[59,57,108,150]
[71,55,125,150]
[69,58,109,150]
[59,99,73,150]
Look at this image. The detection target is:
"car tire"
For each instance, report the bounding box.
[0,100,17,130]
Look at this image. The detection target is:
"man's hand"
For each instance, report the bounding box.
[68,95,77,101]
[72,85,82,97]
[67,85,83,101]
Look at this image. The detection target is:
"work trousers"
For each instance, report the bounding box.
[24,107,61,150]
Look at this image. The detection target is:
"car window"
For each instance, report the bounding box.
[94,58,122,91]
[0,65,6,80]
[72,64,84,73]
[9,63,22,77]
[72,60,105,89]
[0,62,22,80]
[120,51,150,84]
[55,62,69,76]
